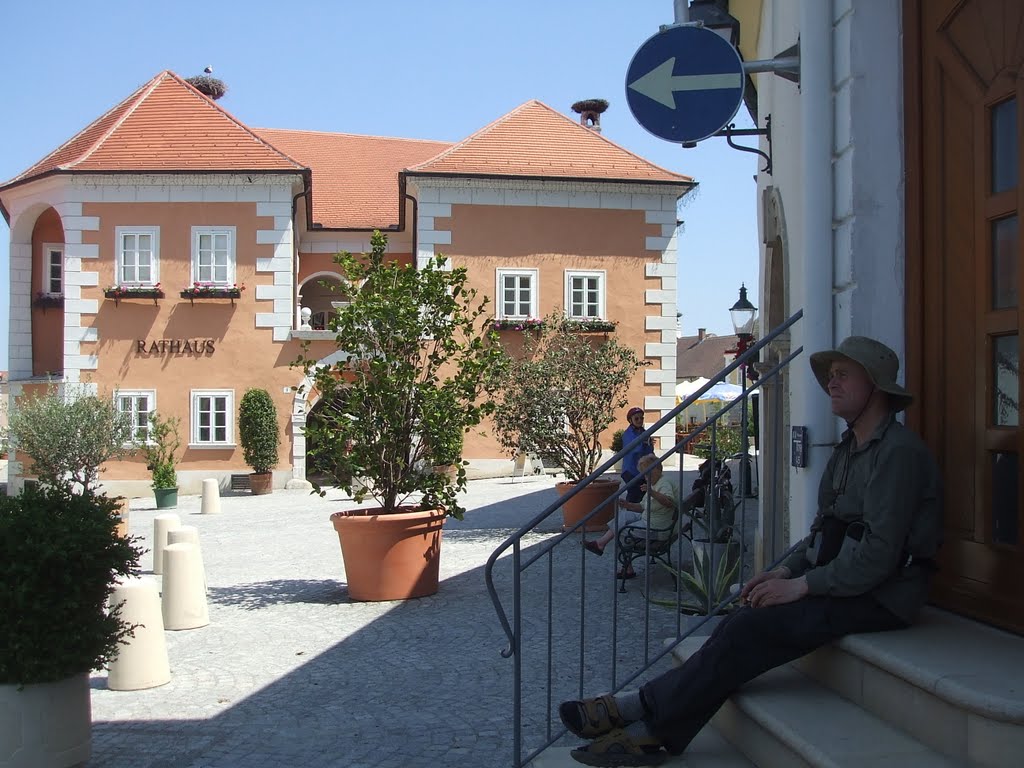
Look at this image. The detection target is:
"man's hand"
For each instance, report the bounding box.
[738,566,791,602]
[747,574,808,608]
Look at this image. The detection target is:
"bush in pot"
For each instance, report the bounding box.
[238,388,280,495]
[294,230,504,600]
[0,485,142,767]
[489,311,647,531]
[138,413,182,509]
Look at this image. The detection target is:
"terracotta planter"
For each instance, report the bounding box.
[330,507,445,601]
[0,673,91,768]
[557,478,620,533]
[249,472,273,495]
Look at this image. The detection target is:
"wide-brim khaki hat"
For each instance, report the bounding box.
[809,336,913,412]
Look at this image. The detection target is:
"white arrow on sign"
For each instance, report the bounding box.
[628,58,743,109]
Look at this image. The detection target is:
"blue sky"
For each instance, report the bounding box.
[0,0,759,366]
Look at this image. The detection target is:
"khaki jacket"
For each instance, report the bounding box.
[781,413,943,624]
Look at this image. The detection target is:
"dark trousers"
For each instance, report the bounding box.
[621,471,645,504]
[640,594,906,754]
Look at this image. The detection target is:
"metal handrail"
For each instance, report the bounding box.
[484,309,804,766]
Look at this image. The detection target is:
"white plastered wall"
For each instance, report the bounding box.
[754,0,908,536]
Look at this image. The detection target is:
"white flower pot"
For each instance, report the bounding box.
[0,673,91,768]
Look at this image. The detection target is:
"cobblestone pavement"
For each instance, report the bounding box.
[88,460,751,768]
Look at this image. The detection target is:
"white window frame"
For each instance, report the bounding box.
[42,243,64,296]
[190,389,235,448]
[495,268,539,320]
[115,390,156,445]
[115,227,160,287]
[564,270,606,320]
[191,226,236,286]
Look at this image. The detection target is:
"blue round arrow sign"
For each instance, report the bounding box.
[626,25,745,144]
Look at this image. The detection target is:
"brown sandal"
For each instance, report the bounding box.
[569,728,667,766]
[559,694,628,739]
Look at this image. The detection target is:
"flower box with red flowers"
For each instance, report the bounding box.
[490,317,617,333]
[104,284,165,302]
[32,292,64,310]
[180,283,244,302]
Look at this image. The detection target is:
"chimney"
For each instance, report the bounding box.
[697,328,706,342]
[571,98,609,133]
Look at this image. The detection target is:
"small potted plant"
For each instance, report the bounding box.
[0,486,142,768]
[238,387,280,495]
[490,310,647,531]
[295,230,504,601]
[430,429,465,484]
[138,413,182,509]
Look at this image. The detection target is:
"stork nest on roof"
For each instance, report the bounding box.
[186,75,228,100]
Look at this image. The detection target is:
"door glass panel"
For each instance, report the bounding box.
[994,334,1019,426]
[992,97,1018,193]
[992,452,1019,545]
[992,216,1019,309]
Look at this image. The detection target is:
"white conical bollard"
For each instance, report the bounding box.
[161,542,209,630]
[107,576,170,690]
[168,526,207,593]
[152,513,181,575]
[201,478,221,515]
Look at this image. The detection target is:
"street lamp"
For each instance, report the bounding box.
[729,283,757,357]
[728,283,758,497]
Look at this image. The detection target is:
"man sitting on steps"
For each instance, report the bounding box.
[559,336,943,766]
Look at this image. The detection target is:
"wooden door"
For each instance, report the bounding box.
[908,0,1024,633]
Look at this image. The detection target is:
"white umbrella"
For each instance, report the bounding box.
[675,377,710,403]
[693,381,750,424]
[695,381,744,403]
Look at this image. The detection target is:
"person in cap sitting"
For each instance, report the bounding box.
[559,336,943,766]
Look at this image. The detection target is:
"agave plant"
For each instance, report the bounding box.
[651,541,741,615]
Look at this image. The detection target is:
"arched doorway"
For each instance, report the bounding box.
[760,185,791,569]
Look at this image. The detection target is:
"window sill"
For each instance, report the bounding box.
[290,329,336,341]
[188,442,237,450]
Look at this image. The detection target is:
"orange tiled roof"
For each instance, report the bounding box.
[254,129,451,230]
[4,71,304,185]
[4,76,692,230]
[408,100,692,185]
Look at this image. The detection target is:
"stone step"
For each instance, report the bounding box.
[793,607,1024,766]
[529,723,756,767]
[714,663,959,768]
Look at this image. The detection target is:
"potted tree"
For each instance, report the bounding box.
[0,486,142,768]
[7,382,134,531]
[295,230,503,601]
[490,311,646,531]
[238,387,280,495]
[139,413,182,509]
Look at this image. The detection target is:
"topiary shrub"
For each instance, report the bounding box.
[0,486,142,685]
[238,388,280,475]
